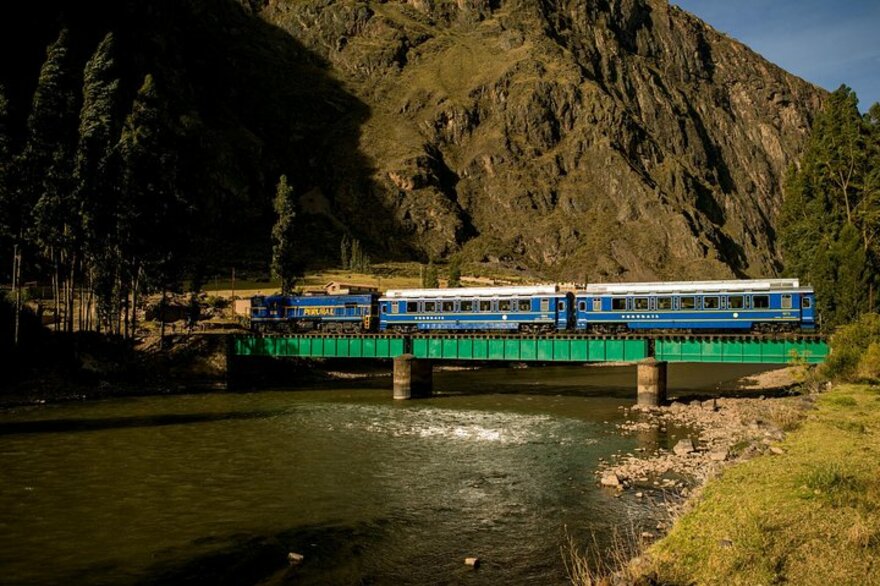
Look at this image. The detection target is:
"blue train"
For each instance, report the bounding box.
[249,279,816,334]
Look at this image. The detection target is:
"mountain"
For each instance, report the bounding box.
[1,0,825,280]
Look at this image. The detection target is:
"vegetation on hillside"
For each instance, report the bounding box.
[779,86,880,329]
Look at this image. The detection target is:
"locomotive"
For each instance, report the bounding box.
[248,279,816,334]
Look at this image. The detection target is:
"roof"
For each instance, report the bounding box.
[382,285,558,299]
[583,279,807,295]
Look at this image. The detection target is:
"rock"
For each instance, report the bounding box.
[600,473,622,487]
[640,532,655,539]
[769,446,785,455]
[709,449,728,461]
[287,552,304,565]
[669,402,686,413]
[635,492,644,498]
[673,438,695,456]
[464,557,480,568]
[702,399,718,411]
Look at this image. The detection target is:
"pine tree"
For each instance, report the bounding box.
[118,74,187,339]
[270,175,300,294]
[24,29,80,332]
[447,257,462,287]
[834,223,869,325]
[780,86,880,328]
[76,33,121,332]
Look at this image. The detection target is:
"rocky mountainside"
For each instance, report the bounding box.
[2,0,825,281]
[252,0,825,280]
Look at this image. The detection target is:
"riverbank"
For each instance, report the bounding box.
[611,383,880,585]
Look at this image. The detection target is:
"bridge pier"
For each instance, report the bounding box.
[637,358,667,407]
[393,354,433,400]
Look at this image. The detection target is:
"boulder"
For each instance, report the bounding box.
[464,557,480,568]
[672,438,695,456]
[600,473,622,487]
[287,552,304,565]
[709,449,728,461]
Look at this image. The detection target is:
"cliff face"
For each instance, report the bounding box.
[253,0,825,280]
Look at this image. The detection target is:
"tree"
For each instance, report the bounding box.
[21,29,80,332]
[447,257,461,287]
[76,33,121,331]
[779,86,880,328]
[118,74,188,340]
[340,234,351,270]
[424,261,439,288]
[834,224,869,324]
[270,174,300,294]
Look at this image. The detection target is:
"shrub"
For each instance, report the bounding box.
[822,313,880,382]
[856,342,880,382]
[205,295,229,309]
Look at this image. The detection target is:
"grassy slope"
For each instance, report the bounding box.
[648,384,880,585]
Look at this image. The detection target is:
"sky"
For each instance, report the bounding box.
[672,0,880,111]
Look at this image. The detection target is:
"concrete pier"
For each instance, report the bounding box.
[393,354,433,400]
[637,358,667,407]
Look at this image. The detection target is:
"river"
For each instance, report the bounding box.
[0,363,773,585]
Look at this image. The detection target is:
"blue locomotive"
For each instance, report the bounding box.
[249,279,816,334]
[250,293,378,333]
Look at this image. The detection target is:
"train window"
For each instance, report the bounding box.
[406,301,418,313]
[442,301,455,312]
[612,298,626,310]
[657,297,672,310]
[729,296,744,309]
[499,299,512,311]
[391,303,399,314]
[704,297,720,309]
[634,297,649,311]
[519,299,531,311]
[803,297,812,309]
[540,298,550,312]
[578,300,587,312]
[592,299,601,312]
[425,301,437,312]
[381,304,387,314]
[461,300,474,312]
[782,294,792,309]
[480,300,492,312]
[753,295,769,308]
[557,300,565,311]
[680,297,695,310]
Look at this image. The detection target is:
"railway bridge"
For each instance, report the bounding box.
[232,333,828,405]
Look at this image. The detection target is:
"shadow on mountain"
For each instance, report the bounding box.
[0,0,414,273]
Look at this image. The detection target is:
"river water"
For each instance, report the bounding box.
[0,363,772,585]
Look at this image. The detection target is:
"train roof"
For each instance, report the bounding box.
[583,279,809,295]
[382,285,558,299]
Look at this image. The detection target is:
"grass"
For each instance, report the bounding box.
[645,384,880,585]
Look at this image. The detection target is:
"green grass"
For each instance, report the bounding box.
[646,384,880,585]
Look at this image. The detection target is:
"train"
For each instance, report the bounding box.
[249,278,816,334]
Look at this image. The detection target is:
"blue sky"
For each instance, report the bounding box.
[672,0,880,110]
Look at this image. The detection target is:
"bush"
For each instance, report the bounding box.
[822,313,880,382]
[205,295,230,309]
[856,342,880,382]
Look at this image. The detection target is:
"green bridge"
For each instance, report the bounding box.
[233,334,828,365]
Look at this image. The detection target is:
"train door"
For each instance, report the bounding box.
[801,293,816,328]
